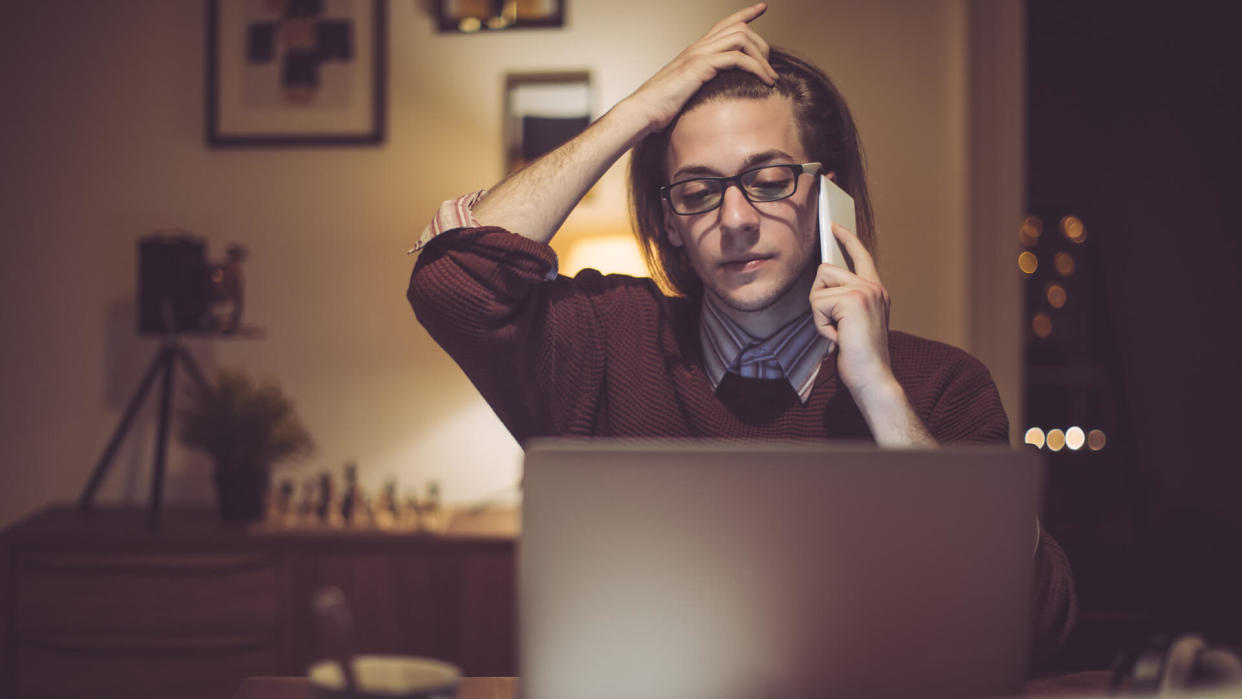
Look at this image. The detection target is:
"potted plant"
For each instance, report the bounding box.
[178,368,314,522]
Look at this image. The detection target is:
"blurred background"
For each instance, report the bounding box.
[0,0,1238,673]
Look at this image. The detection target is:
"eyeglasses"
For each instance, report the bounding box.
[660,162,822,215]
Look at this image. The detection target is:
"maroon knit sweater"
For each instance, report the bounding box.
[409,226,1076,665]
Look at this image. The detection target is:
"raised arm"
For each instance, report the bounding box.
[470,3,779,244]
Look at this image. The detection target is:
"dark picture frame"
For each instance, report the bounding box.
[436,0,565,33]
[206,0,386,146]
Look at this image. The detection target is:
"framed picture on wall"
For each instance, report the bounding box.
[504,71,591,174]
[436,0,565,33]
[206,0,386,146]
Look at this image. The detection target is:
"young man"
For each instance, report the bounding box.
[408,4,1074,664]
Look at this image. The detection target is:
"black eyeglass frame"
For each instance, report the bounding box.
[659,162,823,215]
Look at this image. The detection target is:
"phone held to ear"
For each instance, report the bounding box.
[818,175,856,271]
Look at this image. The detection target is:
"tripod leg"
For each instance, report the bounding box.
[147,345,176,526]
[78,347,171,510]
[174,344,212,395]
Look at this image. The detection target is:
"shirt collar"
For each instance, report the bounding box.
[699,294,833,403]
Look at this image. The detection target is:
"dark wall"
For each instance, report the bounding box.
[1028,1,1242,651]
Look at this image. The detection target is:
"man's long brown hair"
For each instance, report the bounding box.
[628,48,876,298]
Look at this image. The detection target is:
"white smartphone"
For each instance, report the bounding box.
[817,175,856,271]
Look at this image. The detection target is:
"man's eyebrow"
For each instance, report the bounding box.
[670,150,798,181]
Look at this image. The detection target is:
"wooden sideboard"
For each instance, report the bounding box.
[0,505,517,699]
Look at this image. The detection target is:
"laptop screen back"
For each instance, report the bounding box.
[520,439,1043,699]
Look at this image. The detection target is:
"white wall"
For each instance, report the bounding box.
[0,0,1001,527]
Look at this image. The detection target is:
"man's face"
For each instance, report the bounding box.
[663,95,820,329]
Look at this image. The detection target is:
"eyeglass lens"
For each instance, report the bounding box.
[667,165,800,214]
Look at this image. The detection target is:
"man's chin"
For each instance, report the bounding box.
[707,286,784,314]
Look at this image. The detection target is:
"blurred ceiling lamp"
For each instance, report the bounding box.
[436,0,565,33]
[559,231,648,278]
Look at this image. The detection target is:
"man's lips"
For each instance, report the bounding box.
[719,255,772,273]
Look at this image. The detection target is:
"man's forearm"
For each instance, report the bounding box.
[852,377,937,447]
[471,101,650,245]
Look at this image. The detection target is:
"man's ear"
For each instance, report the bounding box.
[663,202,685,247]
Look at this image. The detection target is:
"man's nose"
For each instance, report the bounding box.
[718,183,760,238]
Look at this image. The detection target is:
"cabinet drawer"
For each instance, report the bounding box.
[16,633,278,699]
[15,552,278,634]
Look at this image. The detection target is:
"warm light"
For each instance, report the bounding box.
[1019,216,1044,248]
[1065,426,1085,450]
[560,234,649,278]
[1046,429,1066,452]
[1018,251,1039,275]
[1032,312,1052,339]
[1054,252,1076,277]
[1046,282,1067,309]
[1024,427,1046,449]
[458,16,482,32]
[1088,429,1107,451]
[1061,215,1087,243]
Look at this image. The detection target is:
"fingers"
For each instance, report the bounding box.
[809,263,891,337]
[832,222,879,282]
[704,3,767,38]
[695,29,777,83]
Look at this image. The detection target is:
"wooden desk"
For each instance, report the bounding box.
[233,672,1116,698]
[0,505,517,699]
[234,676,518,699]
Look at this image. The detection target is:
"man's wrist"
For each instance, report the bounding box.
[608,95,665,144]
[852,375,936,447]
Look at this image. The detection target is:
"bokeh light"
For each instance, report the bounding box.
[1046,429,1066,452]
[1019,216,1044,248]
[1061,215,1087,243]
[1088,429,1107,451]
[1065,426,1085,450]
[1032,312,1052,339]
[1046,282,1067,309]
[1024,427,1046,449]
[1019,251,1039,275]
[1054,252,1075,277]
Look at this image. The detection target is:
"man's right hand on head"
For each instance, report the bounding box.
[622,3,778,135]
[459,4,777,247]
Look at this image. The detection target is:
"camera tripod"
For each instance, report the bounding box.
[77,332,212,527]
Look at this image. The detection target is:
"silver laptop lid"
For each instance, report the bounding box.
[520,439,1043,699]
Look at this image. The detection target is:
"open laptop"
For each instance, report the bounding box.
[519,439,1044,699]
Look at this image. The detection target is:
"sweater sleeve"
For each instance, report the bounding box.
[896,334,1078,666]
[406,227,607,443]
[1030,527,1078,669]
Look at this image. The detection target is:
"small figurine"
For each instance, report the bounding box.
[374,478,398,530]
[341,462,358,525]
[207,244,247,333]
[316,471,334,525]
[297,476,317,524]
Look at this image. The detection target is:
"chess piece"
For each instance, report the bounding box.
[317,471,334,525]
[341,462,358,525]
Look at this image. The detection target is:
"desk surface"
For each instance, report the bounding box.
[235,672,1115,698]
[235,676,518,699]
